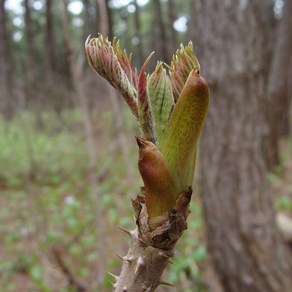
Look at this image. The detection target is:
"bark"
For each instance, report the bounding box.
[194,1,292,292]
[267,0,292,169]
[152,0,169,62]
[0,0,13,120]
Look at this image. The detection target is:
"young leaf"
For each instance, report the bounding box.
[85,35,139,117]
[136,137,179,229]
[147,63,174,144]
[169,42,200,102]
[137,53,156,142]
[160,70,209,191]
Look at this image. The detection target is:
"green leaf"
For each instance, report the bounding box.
[147,63,174,144]
[160,70,209,191]
[192,246,207,263]
[138,53,156,142]
[30,265,44,282]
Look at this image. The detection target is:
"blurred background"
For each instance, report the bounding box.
[0,0,291,291]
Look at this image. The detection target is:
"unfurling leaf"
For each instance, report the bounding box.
[169,42,200,102]
[86,35,210,227]
[85,35,138,117]
[160,70,209,191]
[138,53,156,142]
[136,137,179,229]
[147,63,174,144]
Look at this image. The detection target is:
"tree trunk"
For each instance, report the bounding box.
[266,0,292,170]
[61,0,73,88]
[104,0,113,39]
[82,0,99,39]
[24,0,45,128]
[61,1,106,289]
[82,0,91,39]
[0,0,13,120]
[167,0,178,54]
[133,0,144,68]
[194,1,292,291]
[24,0,37,78]
[45,0,57,73]
[152,0,169,62]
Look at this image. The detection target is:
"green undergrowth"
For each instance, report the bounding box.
[0,109,208,291]
[268,137,292,213]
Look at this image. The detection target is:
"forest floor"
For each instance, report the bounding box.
[0,108,291,292]
[269,138,292,213]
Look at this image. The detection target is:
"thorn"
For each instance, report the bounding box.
[159,281,175,287]
[168,260,175,266]
[122,287,128,292]
[134,257,145,275]
[142,285,152,292]
[158,251,171,259]
[115,253,123,261]
[119,227,134,237]
[108,272,119,281]
[113,283,117,289]
[138,237,147,245]
[123,256,133,263]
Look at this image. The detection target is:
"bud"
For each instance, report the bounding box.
[169,42,200,102]
[85,35,138,118]
[136,137,179,229]
[147,63,174,144]
[160,70,210,191]
[86,35,210,229]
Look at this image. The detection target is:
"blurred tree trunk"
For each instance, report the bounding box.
[266,0,292,170]
[82,0,99,39]
[132,0,144,68]
[24,0,45,128]
[194,1,292,292]
[24,0,37,79]
[61,0,105,289]
[98,0,134,180]
[0,0,13,120]
[152,0,169,62]
[82,0,91,39]
[61,0,73,88]
[104,0,113,39]
[45,0,57,73]
[167,0,178,54]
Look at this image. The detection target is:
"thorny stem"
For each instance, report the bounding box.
[113,188,192,291]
